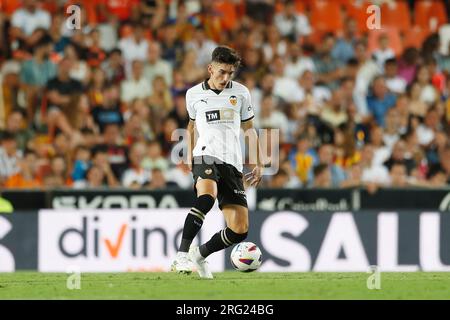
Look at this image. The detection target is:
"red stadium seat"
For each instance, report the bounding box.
[309,0,344,34]
[344,0,373,34]
[403,25,430,49]
[414,0,448,32]
[380,1,411,34]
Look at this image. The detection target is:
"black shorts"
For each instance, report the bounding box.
[192,155,247,210]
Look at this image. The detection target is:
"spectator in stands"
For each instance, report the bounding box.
[315,144,346,187]
[290,134,315,186]
[118,23,149,76]
[284,40,315,80]
[168,91,189,130]
[20,35,56,123]
[5,149,42,188]
[160,22,184,67]
[383,139,416,174]
[122,142,150,188]
[92,83,124,132]
[10,0,51,44]
[46,58,84,135]
[384,58,407,94]
[272,55,301,104]
[312,163,332,188]
[367,76,396,127]
[89,147,119,187]
[0,132,22,185]
[414,65,438,105]
[428,146,450,185]
[120,59,152,109]
[255,94,289,141]
[142,139,169,172]
[332,18,358,65]
[147,168,168,190]
[389,162,408,187]
[166,161,192,189]
[101,48,126,84]
[0,61,21,128]
[93,124,128,181]
[320,88,348,129]
[186,26,217,68]
[372,33,395,70]
[179,49,206,84]
[313,33,343,89]
[4,109,33,151]
[397,47,420,85]
[44,156,71,188]
[262,25,288,64]
[273,1,311,41]
[360,144,390,186]
[76,165,107,188]
[143,42,173,87]
[71,145,91,183]
[268,168,290,188]
[64,43,91,86]
[416,108,441,147]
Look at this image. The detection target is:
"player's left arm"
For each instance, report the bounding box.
[241,119,263,187]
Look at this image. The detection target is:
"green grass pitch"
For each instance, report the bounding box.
[0,272,449,300]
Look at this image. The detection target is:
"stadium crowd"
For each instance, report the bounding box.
[0,0,449,190]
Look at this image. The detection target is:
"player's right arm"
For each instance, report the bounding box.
[186,119,196,170]
[185,89,197,170]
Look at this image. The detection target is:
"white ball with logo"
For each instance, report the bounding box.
[230,242,262,272]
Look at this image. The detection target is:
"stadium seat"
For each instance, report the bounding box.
[344,0,373,34]
[414,0,448,32]
[380,1,411,34]
[0,0,21,16]
[367,27,403,57]
[309,0,344,34]
[403,25,430,49]
[214,1,238,31]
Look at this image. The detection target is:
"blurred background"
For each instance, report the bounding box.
[0,0,449,192]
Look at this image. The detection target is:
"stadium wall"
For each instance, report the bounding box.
[1,209,450,272]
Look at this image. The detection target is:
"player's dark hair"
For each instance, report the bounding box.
[211,46,241,67]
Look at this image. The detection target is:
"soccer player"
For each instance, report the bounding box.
[171,46,263,279]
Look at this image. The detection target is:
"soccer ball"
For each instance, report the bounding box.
[230,242,262,272]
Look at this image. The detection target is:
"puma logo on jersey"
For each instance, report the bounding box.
[200,99,208,104]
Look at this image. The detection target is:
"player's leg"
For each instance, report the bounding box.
[189,164,248,279]
[172,179,217,274]
[197,204,248,259]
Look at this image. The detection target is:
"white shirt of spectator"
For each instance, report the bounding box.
[416,124,435,146]
[186,40,217,67]
[186,80,254,172]
[166,167,193,189]
[0,147,22,179]
[121,168,151,187]
[362,164,390,185]
[372,48,395,70]
[11,8,51,36]
[385,76,407,94]
[143,59,173,87]
[284,57,315,80]
[273,76,302,103]
[274,13,311,39]
[121,76,152,103]
[118,37,149,76]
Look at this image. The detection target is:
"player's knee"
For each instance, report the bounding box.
[192,194,216,217]
[226,227,248,243]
